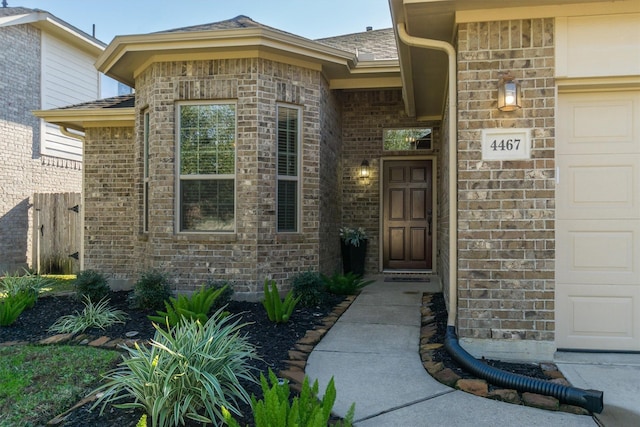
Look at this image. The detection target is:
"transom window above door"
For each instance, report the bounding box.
[177,102,236,232]
[383,128,432,151]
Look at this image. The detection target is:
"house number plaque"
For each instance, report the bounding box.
[481,128,531,160]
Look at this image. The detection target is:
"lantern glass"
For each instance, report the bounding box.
[360,160,370,178]
[498,77,522,111]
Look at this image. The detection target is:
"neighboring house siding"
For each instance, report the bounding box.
[341,89,440,274]
[456,19,556,342]
[123,58,327,294]
[0,23,82,273]
[41,32,98,161]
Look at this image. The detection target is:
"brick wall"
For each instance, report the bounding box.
[83,67,443,294]
[0,24,82,273]
[126,58,329,294]
[341,89,440,274]
[456,19,556,341]
[83,127,136,279]
[318,81,342,274]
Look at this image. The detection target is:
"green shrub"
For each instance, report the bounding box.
[93,308,258,427]
[74,270,110,302]
[223,369,354,427]
[261,279,299,323]
[291,271,327,307]
[0,292,34,326]
[48,297,128,334]
[130,270,171,310]
[322,271,374,295]
[148,285,229,328]
[203,279,234,310]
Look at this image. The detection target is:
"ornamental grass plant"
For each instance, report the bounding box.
[93,308,258,427]
[0,270,51,303]
[48,296,128,334]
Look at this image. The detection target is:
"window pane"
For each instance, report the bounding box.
[143,111,150,233]
[277,180,297,232]
[144,181,149,232]
[383,128,432,151]
[277,107,298,176]
[180,104,235,175]
[181,179,234,231]
[144,112,149,178]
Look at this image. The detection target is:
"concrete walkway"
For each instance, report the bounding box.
[556,352,640,426]
[306,278,598,427]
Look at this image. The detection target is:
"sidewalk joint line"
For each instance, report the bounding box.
[353,389,456,423]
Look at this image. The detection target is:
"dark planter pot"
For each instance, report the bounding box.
[341,240,367,276]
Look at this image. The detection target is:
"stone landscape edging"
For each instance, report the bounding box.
[418,293,591,416]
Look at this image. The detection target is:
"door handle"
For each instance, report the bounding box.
[427,209,432,236]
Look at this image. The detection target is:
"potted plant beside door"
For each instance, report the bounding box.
[340,227,368,276]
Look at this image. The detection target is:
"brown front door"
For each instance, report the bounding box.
[383,160,433,270]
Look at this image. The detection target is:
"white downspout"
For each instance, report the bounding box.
[58,126,85,144]
[396,24,458,327]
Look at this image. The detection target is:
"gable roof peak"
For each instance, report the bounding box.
[157,14,274,34]
[0,6,38,17]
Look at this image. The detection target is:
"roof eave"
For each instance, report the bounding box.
[1,11,105,56]
[33,108,136,132]
[97,27,360,86]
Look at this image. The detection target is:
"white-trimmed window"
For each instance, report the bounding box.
[276,105,301,233]
[143,110,150,233]
[177,102,236,232]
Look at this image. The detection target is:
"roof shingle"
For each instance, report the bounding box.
[157,14,302,39]
[58,94,136,110]
[316,28,397,60]
[0,6,39,17]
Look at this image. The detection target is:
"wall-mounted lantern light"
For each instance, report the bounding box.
[359,160,370,178]
[497,74,522,112]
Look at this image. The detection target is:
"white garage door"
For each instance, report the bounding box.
[556,90,640,351]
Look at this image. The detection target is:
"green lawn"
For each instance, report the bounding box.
[40,274,76,295]
[0,344,121,426]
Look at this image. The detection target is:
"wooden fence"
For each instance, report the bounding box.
[32,192,81,274]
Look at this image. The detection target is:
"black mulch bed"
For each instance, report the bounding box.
[426,292,551,387]
[1,290,556,425]
[0,290,345,427]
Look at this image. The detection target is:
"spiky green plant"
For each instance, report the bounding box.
[93,308,258,427]
[0,292,35,326]
[322,271,374,295]
[222,369,354,427]
[203,279,234,310]
[148,285,229,328]
[261,279,299,323]
[48,297,128,334]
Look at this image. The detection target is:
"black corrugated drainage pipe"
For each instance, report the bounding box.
[444,326,604,414]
